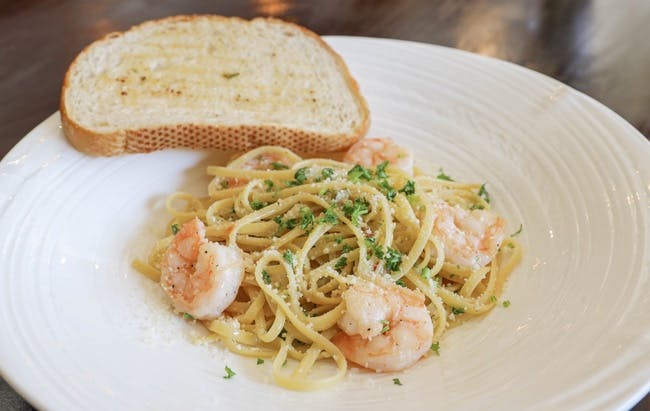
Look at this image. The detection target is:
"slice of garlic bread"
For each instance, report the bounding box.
[61,15,370,156]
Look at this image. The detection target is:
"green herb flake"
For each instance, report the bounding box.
[383,247,402,272]
[222,72,240,79]
[319,207,339,225]
[392,378,402,386]
[223,366,236,379]
[171,224,180,235]
[451,307,465,315]
[511,224,523,237]
[321,168,335,180]
[469,204,485,210]
[364,237,384,258]
[334,256,348,271]
[341,244,352,253]
[282,359,288,367]
[378,179,397,201]
[399,180,416,196]
[251,200,266,210]
[264,179,275,192]
[381,319,390,334]
[478,183,490,203]
[430,342,440,355]
[490,295,497,303]
[334,235,344,244]
[421,267,432,279]
[395,278,407,287]
[300,207,314,230]
[293,167,309,184]
[283,250,295,266]
[342,198,370,226]
[502,300,511,308]
[183,313,194,320]
[220,179,230,189]
[347,164,373,182]
[376,161,389,179]
[436,168,454,181]
[285,218,299,230]
[262,270,271,285]
[271,162,289,170]
[256,358,264,365]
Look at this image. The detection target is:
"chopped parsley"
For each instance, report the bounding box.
[502,300,511,308]
[300,207,314,230]
[222,72,240,79]
[282,250,295,266]
[251,200,266,210]
[342,198,369,226]
[183,313,194,320]
[478,183,490,203]
[381,319,390,334]
[383,247,402,272]
[451,307,465,315]
[334,256,348,271]
[334,235,344,244]
[375,161,389,179]
[256,358,264,365]
[392,378,402,386]
[220,179,230,189]
[469,204,485,210]
[378,179,397,201]
[274,215,299,231]
[489,295,497,303]
[287,167,309,186]
[430,342,440,356]
[223,366,236,379]
[511,224,523,237]
[264,179,275,192]
[347,164,373,182]
[171,224,180,235]
[364,237,384,258]
[399,180,416,196]
[395,278,407,287]
[261,270,271,285]
[436,168,454,181]
[421,267,432,279]
[319,207,339,225]
[341,244,352,253]
[321,167,335,180]
[270,162,289,170]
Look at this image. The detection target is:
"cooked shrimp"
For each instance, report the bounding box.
[432,201,505,269]
[160,217,244,320]
[332,280,433,372]
[343,138,414,175]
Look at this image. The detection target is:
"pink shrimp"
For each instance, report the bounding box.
[432,201,505,269]
[160,217,244,319]
[343,138,414,175]
[332,280,433,372]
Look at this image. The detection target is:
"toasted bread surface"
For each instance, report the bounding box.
[60,15,369,156]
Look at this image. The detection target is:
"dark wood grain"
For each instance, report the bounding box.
[0,1,648,410]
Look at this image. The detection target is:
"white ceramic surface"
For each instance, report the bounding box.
[0,37,648,411]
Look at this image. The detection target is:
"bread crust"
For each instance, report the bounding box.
[59,15,370,156]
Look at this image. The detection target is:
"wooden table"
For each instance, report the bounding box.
[1,1,648,409]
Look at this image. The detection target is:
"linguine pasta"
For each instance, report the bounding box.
[133,146,522,390]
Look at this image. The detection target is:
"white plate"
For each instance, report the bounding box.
[0,37,648,411]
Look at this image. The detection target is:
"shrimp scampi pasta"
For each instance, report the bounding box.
[133,139,522,390]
